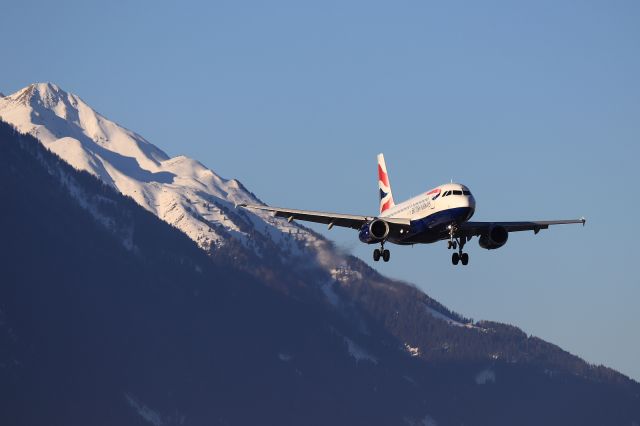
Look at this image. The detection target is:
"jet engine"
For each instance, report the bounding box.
[478,225,509,250]
[358,219,390,243]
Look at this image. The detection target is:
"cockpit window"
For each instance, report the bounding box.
[453,190,463,195]
[443,191,451,197]
[463,190,471,195]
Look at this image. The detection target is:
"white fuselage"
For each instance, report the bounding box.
[378,183,476,245]
[380,183,476,222]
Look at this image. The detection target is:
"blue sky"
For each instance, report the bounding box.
[3,1,639,380]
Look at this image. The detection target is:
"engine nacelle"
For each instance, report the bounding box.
[478,225,509,250]
[359,219,390,243]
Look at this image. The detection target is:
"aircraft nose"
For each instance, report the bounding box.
[459,194,474,208]
[464,195,476,220]
[463,194,476,213]
[467,195,476,209]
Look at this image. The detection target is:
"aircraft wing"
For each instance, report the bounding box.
[460,218,586,236]
[237,203,410,229]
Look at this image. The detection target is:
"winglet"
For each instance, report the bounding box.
[581,216,586,226]
[235,202,247,208]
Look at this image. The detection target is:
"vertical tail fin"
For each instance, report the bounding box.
[378,153,395,214]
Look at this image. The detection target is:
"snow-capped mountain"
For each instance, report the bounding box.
[0,83,340,269]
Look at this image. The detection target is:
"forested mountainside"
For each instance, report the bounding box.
[1,121,638,426]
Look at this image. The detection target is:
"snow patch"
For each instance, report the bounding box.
[343,336,378,365]
[404,414,438,426]
[278,353,293,362]
[321,266,365,306]
[424,304,464,325]
[404,343,421,357]
[424,304,482,330]
[331,266,362,283]
[475,369,496,385]
[321,280,340,306]
[403,375,417,385]
[124,393,163,426]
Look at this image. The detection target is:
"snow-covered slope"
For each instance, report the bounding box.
[0,83,343,268]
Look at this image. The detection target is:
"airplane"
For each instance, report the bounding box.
[238,153,585,266]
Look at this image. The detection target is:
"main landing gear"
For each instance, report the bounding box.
[447,225,469,266]
[451,251,469,266]
[373,242,390,262]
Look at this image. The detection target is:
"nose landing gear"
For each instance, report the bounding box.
[373,242,390,262]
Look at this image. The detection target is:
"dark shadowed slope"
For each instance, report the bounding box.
[1,120,638,426]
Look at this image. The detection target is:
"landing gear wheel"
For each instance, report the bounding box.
[382,249,390,262]
[452,252,460,265]
[461,252,469,265]
[373,249,381,262]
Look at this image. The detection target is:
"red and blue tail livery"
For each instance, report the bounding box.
[378,153,395,214]
[239,153,585,266]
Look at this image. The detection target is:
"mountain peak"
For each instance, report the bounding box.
[31,81,63,93]
[8,82,71,108]
[33,81,65,97]
[0,81,267,252]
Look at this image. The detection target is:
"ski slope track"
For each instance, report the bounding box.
[0,83,374,285]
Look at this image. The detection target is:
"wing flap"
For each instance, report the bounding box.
[237,203,410,229]
[461,218,586,236]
